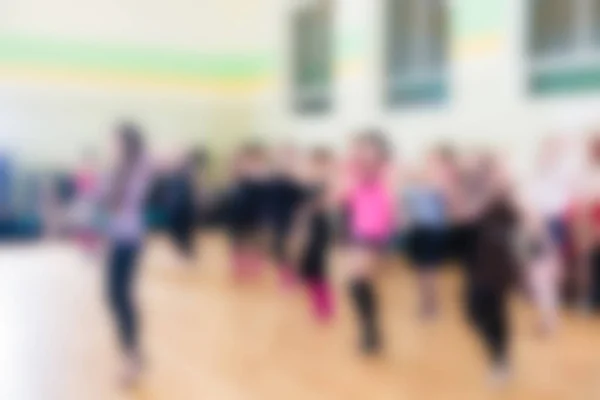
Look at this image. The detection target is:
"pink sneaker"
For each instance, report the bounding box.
[119,352,143,389]
[308,280,334,322]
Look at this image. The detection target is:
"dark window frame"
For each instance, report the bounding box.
[291,0,334,114]
[384,0,449,107]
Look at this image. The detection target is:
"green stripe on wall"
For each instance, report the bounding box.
[0,34,276,81]
[337,31,368,60]
[530,67,600,94]
[453,0,506,38]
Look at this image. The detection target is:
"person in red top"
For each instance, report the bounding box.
[73,149,102,256]
[573,133,600,311]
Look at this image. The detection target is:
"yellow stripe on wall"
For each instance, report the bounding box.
[453,34,503,59]
[0,65,274,95]
[0,34,277,94]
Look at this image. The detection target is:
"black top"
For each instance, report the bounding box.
[264,174,307,231]
[226,178,267,233]
[167,170,197,219]
[471,196,520,291]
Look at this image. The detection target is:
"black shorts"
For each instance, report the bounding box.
[406,226,447,267]
[448,222,478,270]
[169,222,195,256]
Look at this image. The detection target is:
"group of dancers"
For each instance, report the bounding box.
[76,121,600,388]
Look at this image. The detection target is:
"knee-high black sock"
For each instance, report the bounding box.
[349,278,380,352]
[487,292,509,365]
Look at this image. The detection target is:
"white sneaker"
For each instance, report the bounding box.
[488,362,511,388]
[119,353,143,388]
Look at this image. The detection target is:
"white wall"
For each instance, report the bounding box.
[262,0,600,174]
[3,0,600,170]
[1,0,276,54]
[0,0,282,167]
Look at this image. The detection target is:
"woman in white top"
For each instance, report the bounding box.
[573,134,600,311]
[518,199,561,336]
[520,137,574,334]
[530,136,575,257]
[103,122,152,386]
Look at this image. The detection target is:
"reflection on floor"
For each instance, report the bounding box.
[1,233,600,400]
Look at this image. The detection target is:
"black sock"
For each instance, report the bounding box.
[349,279,380,352]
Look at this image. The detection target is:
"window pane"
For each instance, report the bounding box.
[385,0,448,106]
[292,0,332,113]
[530,0,576,57]
[422,0,447,72]
[387,0,416,77]
[593,0,600,46]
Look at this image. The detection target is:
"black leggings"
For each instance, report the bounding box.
[107,241,141,353]
[450,223,478,269]
[466,284,509,364]
[169,220,195,258]
[590,247,600,309]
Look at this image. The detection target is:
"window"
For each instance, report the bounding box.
[529,0,600,93]
[292,0,333,114]
[385,0,449,107]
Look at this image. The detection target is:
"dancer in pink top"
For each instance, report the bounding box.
[342,130,396,354]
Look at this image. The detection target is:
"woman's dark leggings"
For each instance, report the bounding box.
[169,209,196,259]
[467,284,509,364]
[590,247,600,309]
[107,241,141,353]
[170,222,195,258]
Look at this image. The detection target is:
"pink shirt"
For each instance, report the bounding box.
[347,180,395,240]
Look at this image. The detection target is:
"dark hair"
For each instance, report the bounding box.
[117,122,144,163]
[311,146,333,164]
[356,129,392,160]
[109,121,144,210]
[189,147,209,168]
[436,143,456,164]
[239,141,266,160]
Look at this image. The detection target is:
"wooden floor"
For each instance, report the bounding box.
[1,233,600,400]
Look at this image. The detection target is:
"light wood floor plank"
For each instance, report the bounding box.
[1,233,600,399]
